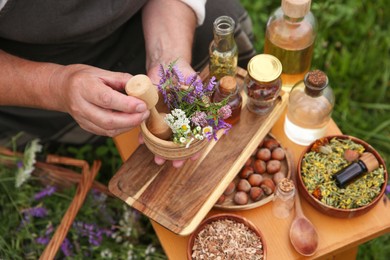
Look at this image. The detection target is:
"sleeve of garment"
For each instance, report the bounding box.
[0,0,9,11]
[180,0,207,26]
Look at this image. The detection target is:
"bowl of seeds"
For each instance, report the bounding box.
[187,213,266,260]
[297,135,388,218]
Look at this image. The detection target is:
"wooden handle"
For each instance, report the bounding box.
[125,74,158,109]
[125,75,172,140]
[39,160,102,259]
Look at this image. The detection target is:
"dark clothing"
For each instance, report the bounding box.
[0,0,255,146]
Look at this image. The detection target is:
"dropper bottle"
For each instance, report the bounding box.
[333,152,379,188]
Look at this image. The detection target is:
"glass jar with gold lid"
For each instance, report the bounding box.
[244,54,282,115]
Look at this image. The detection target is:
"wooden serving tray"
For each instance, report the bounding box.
[109,68,288,235]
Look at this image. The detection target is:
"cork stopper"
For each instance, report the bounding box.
[278,178,295,192]
[282,0,311,19]
[304,70,328,97]
[219,76,237,94]
[360,152,379,172]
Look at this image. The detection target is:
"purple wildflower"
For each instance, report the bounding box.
[183,94,196,104]
[207,118,231,140]
[25,206,48,218]
[205,76,217,92]
[191,111,208,127]
[185,73,198,87]
[158,64,166,83]
[218,105,232,120]
[72,221,110,247]
[36,236,49,245]
[17,161,23,168]
[61,238,73,257]
[172,65,185,84]
[386,183,390,195]
[34,185,56,200]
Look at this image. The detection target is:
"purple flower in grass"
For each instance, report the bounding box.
[24,206,48,218]
[73,221,110,247]
[34,185,56,200]
[36,236,49,245]
[61,238,73,257]
[386,183,390,195]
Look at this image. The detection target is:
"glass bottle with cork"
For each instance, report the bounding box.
[243,54,282,115]
[213,75,242,125]
[264,0,317,92]
[284,69,335,146]
[209,15,238,81]
[272,178,295,219]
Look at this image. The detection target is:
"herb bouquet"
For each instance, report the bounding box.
[140,62,232,160]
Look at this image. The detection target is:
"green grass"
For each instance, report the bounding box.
[241,0,390,258]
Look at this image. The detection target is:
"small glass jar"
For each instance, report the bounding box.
[244,54,282,115]
[213,75,242,125]
[272,178,295,219]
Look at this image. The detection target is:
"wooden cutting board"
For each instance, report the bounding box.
[109,68,288,235]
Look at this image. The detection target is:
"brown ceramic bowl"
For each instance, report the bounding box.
[140,121,208,161]
[297,135,388,218]
[187,213,267,260]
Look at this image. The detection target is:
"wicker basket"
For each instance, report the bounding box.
[0,147,107,259]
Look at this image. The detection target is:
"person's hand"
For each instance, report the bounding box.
[49,64,150,137]
[146,60,202,168]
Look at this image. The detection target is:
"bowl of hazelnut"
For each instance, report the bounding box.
[214,134,291,210]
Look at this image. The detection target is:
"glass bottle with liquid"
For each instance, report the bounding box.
[264,0,317,92]
[213,75,242,125]
[209,15,238,81]
[284,69,335,146]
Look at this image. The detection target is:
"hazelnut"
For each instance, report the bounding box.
[233,191,249,205]
[237,179,251,192]
[263,138,280,151]
[266,160,281,174]
[245,157,253,167]
[248,174,263,187]
[253,159,267,174]
[239,166,254,179]
[224,181,236,195]
[256,148,271,161]
[260,179,276,195]
[271,147,285,160]
[344,149,360,162]
[249,187,264,201]
[216,194,225,204]
[273,171,286,185]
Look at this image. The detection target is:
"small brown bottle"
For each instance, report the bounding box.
[213,76,242,125]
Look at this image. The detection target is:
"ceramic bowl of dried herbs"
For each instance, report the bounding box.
[297,135,388,218]
[187,213,267,260]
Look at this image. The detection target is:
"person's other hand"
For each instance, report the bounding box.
[49,64,150,137]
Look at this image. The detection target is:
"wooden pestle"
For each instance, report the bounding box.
[125,75,172,140]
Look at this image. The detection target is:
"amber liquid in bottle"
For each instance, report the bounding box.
[264,19,315,91]
[213,76,242,125]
